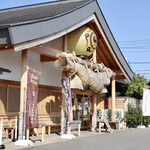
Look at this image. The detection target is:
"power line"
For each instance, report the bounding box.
[130,62,150,64]
[118,39,150,43]
[138,73,150,74]
[134,70,150,71]
[119,42,150,46]
[120,46,150,49]
[123,51,150,53]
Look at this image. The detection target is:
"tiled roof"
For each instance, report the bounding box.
[0,0,93,26]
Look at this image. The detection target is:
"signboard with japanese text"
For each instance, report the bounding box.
[26,68,40,128]
[142,88,150,116]
[61,77,73,122]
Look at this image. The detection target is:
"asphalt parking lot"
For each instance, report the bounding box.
[21,128,150,150]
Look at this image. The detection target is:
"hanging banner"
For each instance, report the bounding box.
[26,68,40,128]
[142,88,150,116]
[61,77,73,122]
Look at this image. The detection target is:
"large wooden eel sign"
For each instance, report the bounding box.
[55,52,115,94]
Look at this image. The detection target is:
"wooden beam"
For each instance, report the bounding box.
[93,49,97,63]
[28,45,60,59]
[115,75,123,80]
[101,40,118,67]
[40,55,57,62]
[111,76,116,121]
[72,89,93,96]
[97,43,113,67]
[0,44,14,51]
[96,56,102,63]
[97,46,111,68]
[98,40,117,68]
[87,22,101,39]
[112,69,122,76]
[0,79,61,90]
[20,50,28,112]
[18,50,28,140]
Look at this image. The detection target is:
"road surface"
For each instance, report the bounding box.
[23,128,150,150]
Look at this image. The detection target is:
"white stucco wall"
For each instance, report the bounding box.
[0,50,62,87]
[0,50,21,81]
[45,37,63,51]
[27,51,62,87]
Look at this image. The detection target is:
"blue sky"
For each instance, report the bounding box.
[1,0,150,79]
[100,0,150,80]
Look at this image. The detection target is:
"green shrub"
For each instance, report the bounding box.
[125,104,150,127]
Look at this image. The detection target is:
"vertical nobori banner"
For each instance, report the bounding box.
[26,68,40,128]
[61,77,73,122]
[142,88,150,116]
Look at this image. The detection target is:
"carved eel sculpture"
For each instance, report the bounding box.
[55,52,116,93]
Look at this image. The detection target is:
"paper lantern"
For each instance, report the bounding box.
[67,26,97,56]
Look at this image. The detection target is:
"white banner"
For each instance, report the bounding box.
[142,88,150,116]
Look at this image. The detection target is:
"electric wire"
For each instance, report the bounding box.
[118,39,150,43]
[117,39,150,78]
[130,62,150,64]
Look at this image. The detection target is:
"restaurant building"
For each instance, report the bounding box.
[0,0,133,139]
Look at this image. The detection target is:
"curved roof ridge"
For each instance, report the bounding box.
[0,0,94,27]
[0,0,88,12]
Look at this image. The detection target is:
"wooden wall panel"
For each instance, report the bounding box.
[0,80,62,128]
[38,88,50,114]
[50,91,62,113]
[8,87,20,113]
[97,95,101,110]
[99,98,106,109]
[103,97,125,110]
[0,86,7,114]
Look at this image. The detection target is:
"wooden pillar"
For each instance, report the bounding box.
[81,97,84,127]
[18,50,28,140]
[111,76,116,121]
[61,35,67,135]
[88,96,91,122]
[72,92,76,119]
[78,123,81,137]
[91,94,97,132]
[74,93,78,120]
[97,94,100,110]
[91,50,97,132]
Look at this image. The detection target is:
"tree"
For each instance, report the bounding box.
[125,104,150,128]
[125,73,147,99]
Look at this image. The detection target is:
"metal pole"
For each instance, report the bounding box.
[14,117,18,141]
[23,87,27,140]
[0,121,5,149]
[0,121,2,145]
[23,66,28,140]
[141,116,143,125]
[25,65,41,75]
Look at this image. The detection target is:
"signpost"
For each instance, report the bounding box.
[0,121,5,149]
[61,77,73,123]
[61,77,75,139]
[138,88,150,128]
[26,67,40,128]
[15,66,40,146]
[142,88,150,116]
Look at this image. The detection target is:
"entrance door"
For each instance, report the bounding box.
[73,94,92,129]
